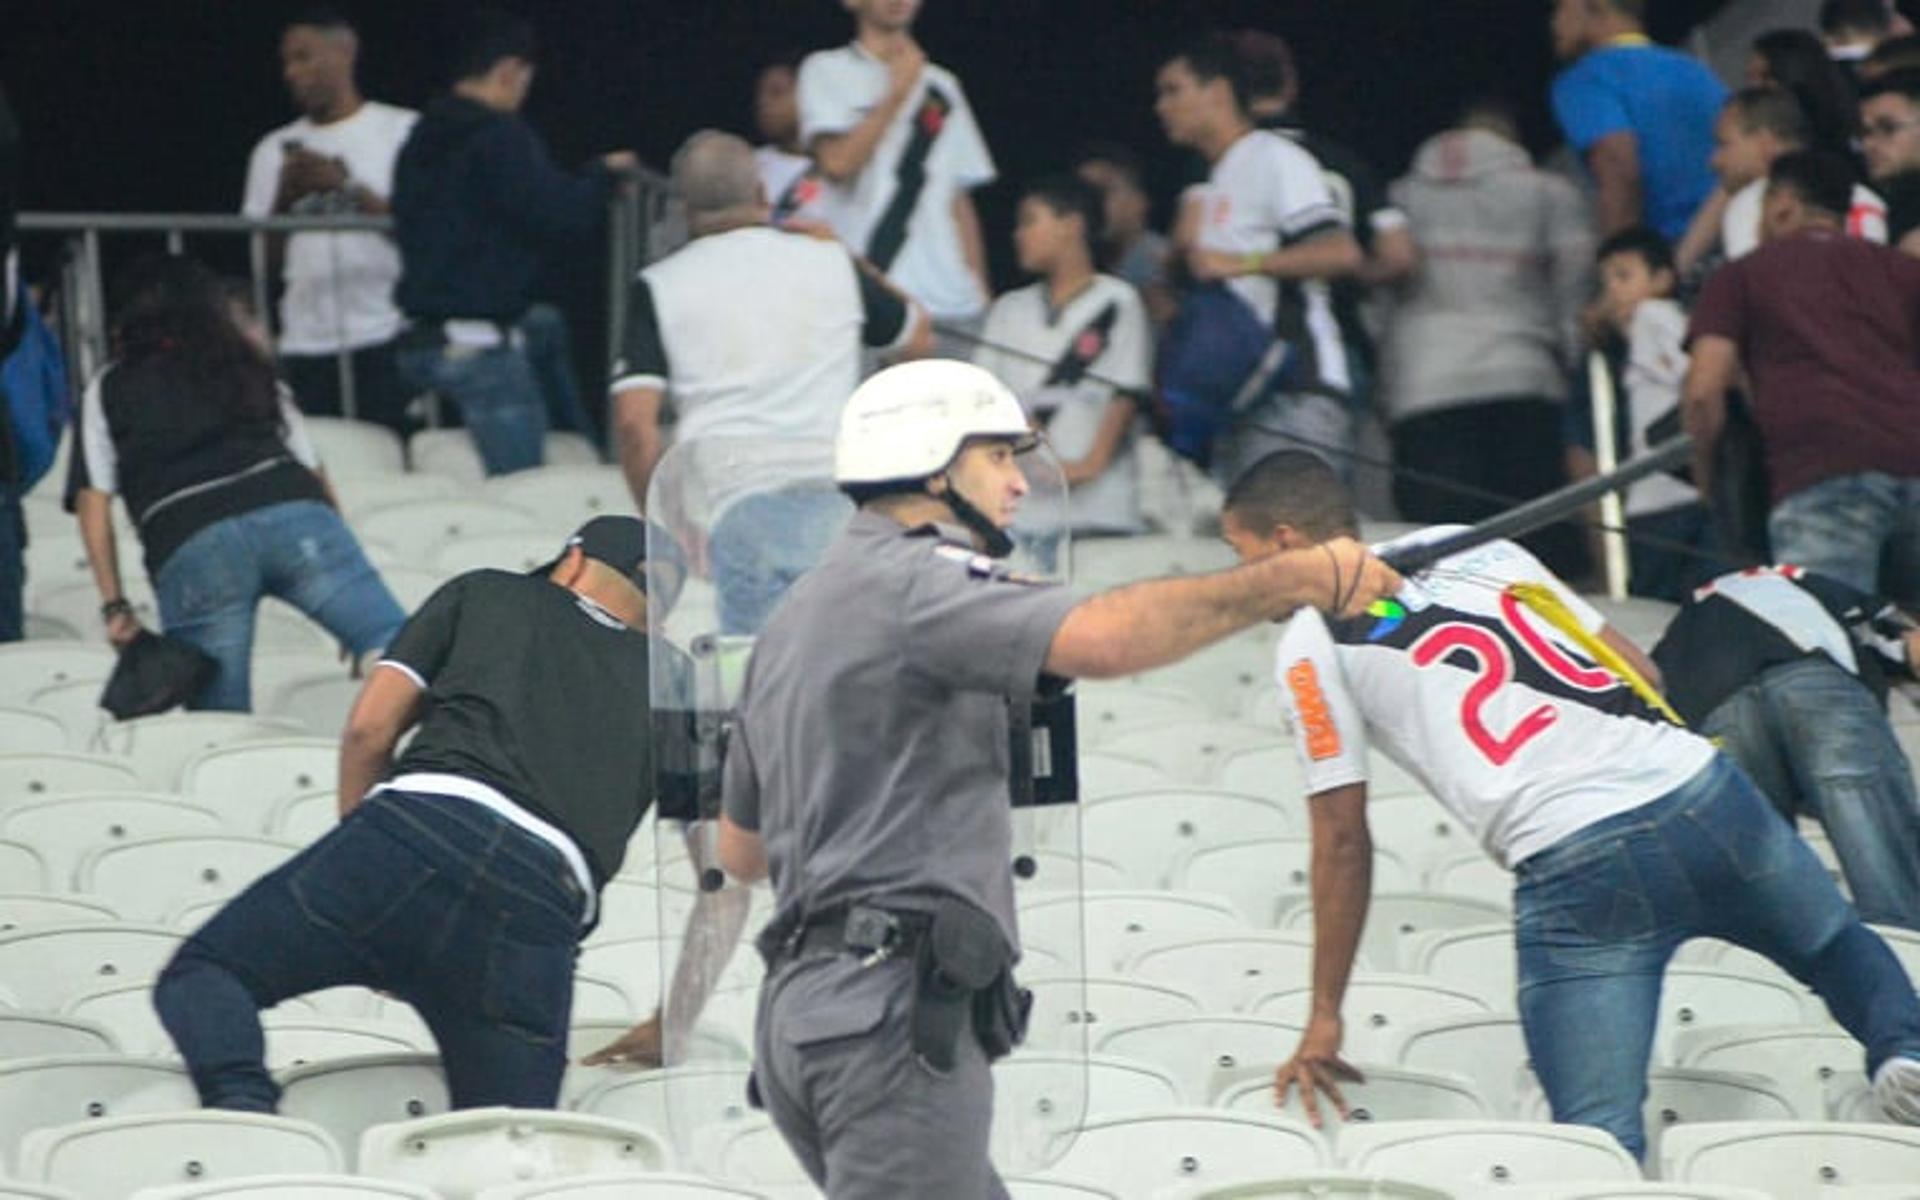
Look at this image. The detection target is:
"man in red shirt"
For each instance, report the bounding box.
[1683,149,1920,606]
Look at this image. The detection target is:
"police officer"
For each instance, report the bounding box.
[713,359,1398,1198]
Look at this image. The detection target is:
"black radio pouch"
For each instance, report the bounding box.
[912,896,1019,1073]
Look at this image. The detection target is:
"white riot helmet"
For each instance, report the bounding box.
[834,359,1036,556]
[835,360,1034,485]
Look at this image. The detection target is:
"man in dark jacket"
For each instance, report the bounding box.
[391,11,634,475]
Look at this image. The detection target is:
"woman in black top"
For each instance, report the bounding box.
[71,255,405,711]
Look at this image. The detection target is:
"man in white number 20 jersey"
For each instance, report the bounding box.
[1219,450,1920,1162]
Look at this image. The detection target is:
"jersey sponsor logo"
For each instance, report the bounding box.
[1365,598,1406,641]
[1286,658,1342,761]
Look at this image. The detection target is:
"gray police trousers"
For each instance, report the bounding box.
[755,951,1008,1199]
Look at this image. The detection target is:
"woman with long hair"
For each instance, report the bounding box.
[71,254,405,711]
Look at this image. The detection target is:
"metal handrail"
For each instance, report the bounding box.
[18,212,395,234]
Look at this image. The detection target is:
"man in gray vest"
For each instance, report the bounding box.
[712,359,1398,1197]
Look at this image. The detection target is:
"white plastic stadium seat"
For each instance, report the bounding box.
[374,567,456,616]
[0,644,116,707]
[0,923,184,1010]
[0,753,142,811]
[0,1013,121,1059]
[0,706,71,754]
[991,1053,1184,1168]
[270,790,342,843]
[179,738,340,828]
[1339,1120,1640,1190]
[1363,792,1471,878]
[1660,1122,1920,1196]
[64,981,190,1056]
[698,1116,813,1191]
[1156,1173,1456,1199]
[99,713,305,790]
[1176,839,1415,929]
[334,468,465,517]
[1023,977,1205,1056]
[304,418,405,477]
[1652,969,1814,1065]
[277,1054,450,1170]
[1221,1064,1492,1128]
[1249,975,1491,1064]
[0,892,120,931]
[408,430,599,486]
[0,1184,80,1200]
[1519,1065,1800,1165]
[131,1177,443,1200]
[1002,1180,1119,1200]
[352,499,543,561]
[574,1065,752,1161]
[76,835,299,923]
[1868,924,1920,982]
[1094,1016,1305,1104]
[1021,891,1248,976]
[427,532,569,576]
[1123,933,1325,1013]
[1215,746,1310,803]
[1096,720,1283,785]
[2,794,225,887]
[1080,793,1297,892]
[1677,1024,1866,1120]
[480,465,633,528]
[1039,1110,1329,1197]
[18,1111,341,1196]
[1281,893,1508,973]
[1393,1016,1533,1119]
[266,676,363,741]
[264,1016,429,1071]
[1494,1186,1772,1200]
[1422,850,1514,909]
[1076,684,1211,745]
[1407,924,1515,1009]
[360,1108,669,1200]
[26,680,115,751]
[0,1055,198,1159]
[474,1177,768,1200]
[0,838,49,892]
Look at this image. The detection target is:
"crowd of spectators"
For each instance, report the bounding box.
[1,0,1918,648]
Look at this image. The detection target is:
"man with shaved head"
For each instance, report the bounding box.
[608,129,928,632]
[242,7,418,433]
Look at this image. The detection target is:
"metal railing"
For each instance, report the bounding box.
[17,165,677,424]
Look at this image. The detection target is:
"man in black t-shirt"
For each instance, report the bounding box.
[154,515,672,1112]
[1861,69,1920,254]
[1652,564,1920,929]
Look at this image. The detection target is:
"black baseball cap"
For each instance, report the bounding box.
[534,515,689,609]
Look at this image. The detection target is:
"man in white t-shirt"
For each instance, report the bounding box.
[1155,34,1362,487]
[797,0,995,336]
[241,9,417,433]
[1219,449,1920,1160]
[1693,86,1887,266]
[608,131,927,634]
[752,52,830,227]
[971,174,1153,568]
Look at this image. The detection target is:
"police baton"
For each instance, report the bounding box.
[1375,436,1696,575]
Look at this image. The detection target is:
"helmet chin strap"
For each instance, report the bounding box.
[932,474,1015,559]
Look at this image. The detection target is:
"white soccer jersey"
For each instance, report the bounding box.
[754,145,830,225]
[241,101,417,354]
[1722,177,1886,260]
[971,275,1152,535]
[797,42,995,321]
[1187,129,1351,393]
[1621,298,1699,517]
[1271,531,1715,867]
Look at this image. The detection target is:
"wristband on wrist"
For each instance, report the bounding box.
[100,598,133,622]
[1241,251,1267,275]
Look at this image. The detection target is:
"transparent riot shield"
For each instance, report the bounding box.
[645,434,1086,1173]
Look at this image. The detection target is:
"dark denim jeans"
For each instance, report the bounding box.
[1513,753,1920,1161]
[153,500,405,712]
[1700,656,1920,930]
[154,789,587,1111]
[0,488,21,643]
[397,342,548,477]
[1768,471,1920,606]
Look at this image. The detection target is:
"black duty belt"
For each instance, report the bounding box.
[789,904,930,965]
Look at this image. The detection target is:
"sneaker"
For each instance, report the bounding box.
[1874,1054,1920,1124]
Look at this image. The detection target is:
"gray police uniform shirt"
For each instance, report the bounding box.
[722,509,1079,953]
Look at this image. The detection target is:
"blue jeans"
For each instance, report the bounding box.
[154,790,587,1111]
[1700,656,1920,930]
[708,487,850,635]
[1769,472,1920,606]
[398,341,548,477]
[1513,754,1920,1161]
[0,489,21,643]
[153,500,405,712]
[519,303,597,449]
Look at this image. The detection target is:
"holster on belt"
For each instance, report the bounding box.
[913,896,1027,1073]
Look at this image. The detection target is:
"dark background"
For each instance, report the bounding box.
[0,0,1748,379]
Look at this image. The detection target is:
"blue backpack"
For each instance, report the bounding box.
[1156,283,1287,468]
[3,283,70,490]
